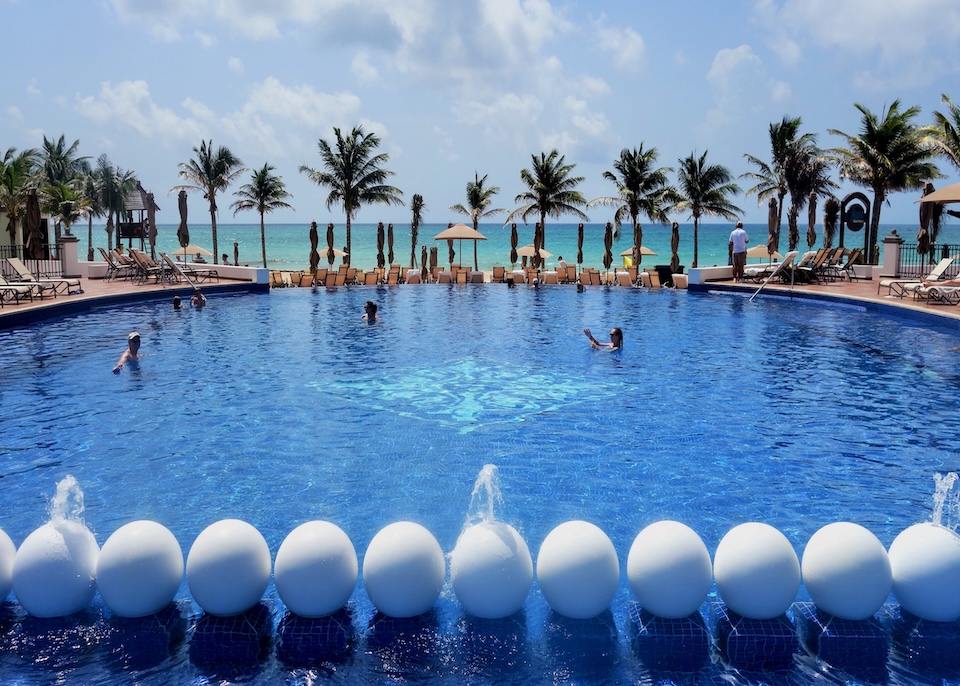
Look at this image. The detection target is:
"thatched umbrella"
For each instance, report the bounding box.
[602,222,614,276]
[25,188,43,260]
[309,221,320,277]
[532,223,543,270]
[376,221,385,269]
[633,223,642,266]
[429,245,438,275]
[577,222,584,265]
[146,192,158,260]
[510,223,518,266]
[177,189,190,253]
[766,197,778,257]
[670,222,681,273]
[421,244,428,282]
[387,223,395,266]
[326,223,335,265]
[806,192,818,248]
[233,241,239,266]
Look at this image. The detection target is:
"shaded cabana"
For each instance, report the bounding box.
[120,181,159,253]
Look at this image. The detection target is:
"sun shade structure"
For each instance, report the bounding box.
[434,223,487,271]
[515,245,553,259]
[620,246,657,257]
[173,244,213,258]
[918,181,960,205]
[746,244,783,260]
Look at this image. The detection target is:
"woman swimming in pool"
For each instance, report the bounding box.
[584,327,622,350]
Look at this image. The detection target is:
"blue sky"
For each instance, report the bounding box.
[3,0,960,226]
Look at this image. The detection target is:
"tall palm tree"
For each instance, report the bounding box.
[829,101,940,263]
[925,93,960,172]
[673,151,742,268]
[81,171,106,260]
[176,140,246,264]
[230,163,294,268]
[741,116,810,251]
[505,150,588,247]
[783,138,837,250]
[410,193,425,268]
[42,181,90,237]
[300,125,404,265]
[0,147,40,244]
[94,155,136,251]
[450,173,506,270]
[589,145,676,261]
[40,135,89,241]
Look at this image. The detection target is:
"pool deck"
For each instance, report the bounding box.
[1,272,958,327]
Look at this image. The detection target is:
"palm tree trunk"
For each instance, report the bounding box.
[869,188,884,264]
[260,212,267,268]
[346,215,352,267]
[788,205,800,251]
[209,199,219,265]
[693,215,699,268]
[87,215,94,261]
[777,191,786,250]
[540,212,547,249]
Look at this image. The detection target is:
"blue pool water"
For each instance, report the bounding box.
[2,285,960,684]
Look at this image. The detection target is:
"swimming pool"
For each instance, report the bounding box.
[1,285,960,684]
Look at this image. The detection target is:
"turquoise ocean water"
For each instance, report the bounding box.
[90,221,960,273]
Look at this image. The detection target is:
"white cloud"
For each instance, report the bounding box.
[228,57,244,74]
[195,31,217,48]
[594,20,645,70]
[351,52,378,83]
[7,106,23,122]
[27,79,40,96]
[75,80,202,141]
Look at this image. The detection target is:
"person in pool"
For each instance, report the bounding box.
[584,327,623,350]
[362,300,380,322]
[191,288,206,307]
[113,331,143,373]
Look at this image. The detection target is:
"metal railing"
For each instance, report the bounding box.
[0,243,64,279]
[898,243,960,279]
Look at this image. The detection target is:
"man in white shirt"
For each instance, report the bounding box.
[729,222,749,282]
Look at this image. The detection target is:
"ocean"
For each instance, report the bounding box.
[88,221,959,273]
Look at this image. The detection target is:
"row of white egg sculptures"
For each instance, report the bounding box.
[2,518,960,624]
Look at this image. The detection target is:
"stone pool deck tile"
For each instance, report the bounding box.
[2,273,959,324]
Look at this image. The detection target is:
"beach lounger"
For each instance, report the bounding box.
[542,271,558,285]
[491,266,505,283]
[99,247,135,281]
[615,270,632,287]
[436,271,452,284]
[510,270,525,284]
[927,286,960,305]
[470,271,484,284]
[6,257,81,295]
[0,276,35,305]
[161,254,219,284]
[456,269,468,284]
[878,255,958,297]
[406,271,421,284]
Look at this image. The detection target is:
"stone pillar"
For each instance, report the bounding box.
[59,234,81,278]
[880,230,903,278]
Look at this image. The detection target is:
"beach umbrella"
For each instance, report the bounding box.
[429,246,438,276]
[387,223,395,266]
[376,222,385,269]
[532,223,543,269]
[434,223,487,271]
[602,222,614,274]
[620,246,656,257]
[806,192,817,248]
[918,180,960,205]
[577,223,584,265]
[516,244,553,259]
[173,244,213,258]
[146,192,158,260]
[447,239,456,266]
[233,241,239,266]
[746,244,783,262]
[309,221,320,276]
[421,244,428,282]
[177,190,190,254]
[326,223,335,265]
[510,223,518,266]
[766,197,778,256]
[670,221,680,272]
[633,223,642,266]
[25,188,43,260]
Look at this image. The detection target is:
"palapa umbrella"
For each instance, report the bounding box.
[577,223,584,265]
[447,239,456,266]
[147,192,158,260]
[421,244,428,282]
[429,246,438,276]
[173,244,213,258]
[806,192,818,249]
[177,190,190,254]
[602,222,614,275]
[433,223,487,271]
[620,246,656,257]
[516,244,553,259]
[767,197,778,256]
[25,188,43,260]
[918,180,960,205]
[670,222,680,273]
[387,223,395,266]
[532,223,543,270]
[233,241,239,267]
[326,223,335,265]
[510,223,518,266]
[746,244,783,262]
[376,222,385,269]
[309,221,320,276]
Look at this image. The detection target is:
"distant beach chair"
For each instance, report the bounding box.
[436,271,452,284]
[456,269,468,284]
[492,266,505,283]
[566,265,577,283]
[7,257,81,295]
[615,270,632,287]
[511,269,525,284]
[406,271,421,284]
[542,271,558,285]
[878,255,958,297]
[470,271,484,283]
[362,271,378,285]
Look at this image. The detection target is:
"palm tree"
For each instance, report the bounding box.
[176,140,246,264]
[42,181,90,237]
[80,171,106,260]
[94,155,136,251]
[230,163,294,268]
[39,135,89,241]
[589,145,676,262]
[0,147,40,244]
[300,125,404,265]
[829,101,940,263]
[450,173,506,270]
[505,150,588,248]
[741,116,810,251]
[410,193,425,268]
[925,93,960,172]
[783,138,837,250]
[673,151,742,268]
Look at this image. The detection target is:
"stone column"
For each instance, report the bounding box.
[59,234,81,278]
[880,230,903,278]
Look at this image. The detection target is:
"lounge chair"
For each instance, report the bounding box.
[6,257,81,295]
[470,270,484,283]
[822,248,863,281]
[879,255,959,297]
[130,250,163,284]
[161,254,219,284]
[436,271,452,284]
[406,271,421,284]
[491,266,506,283]
[615,270,633,287]
[566,265,577,283]
[926,286,960,305]
[99,247,135,281]
[542,270,558,285]
[0,276,35,304]
[456,269,468,284]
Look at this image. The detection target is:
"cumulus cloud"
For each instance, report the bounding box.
[195,31,216,48]
[351,52,378,83]
[228,57,244,73]
[75,80,203,141]
[594,20,645,70]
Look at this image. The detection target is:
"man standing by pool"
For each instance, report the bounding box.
[729,221,749,282]
[113,331,142,373]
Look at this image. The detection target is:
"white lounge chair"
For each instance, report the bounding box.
[6,257,81,295]
[878,255,959,297]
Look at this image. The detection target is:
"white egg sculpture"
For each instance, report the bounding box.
[627,520,713,618]
[714,522,800,620]
[186,519,271,616]
[96,520,184,617]
[889,522,960,622]
[0,528,15,602]
[450,520,533,619]
[537,520,619,619]
[12,520,100,617]
[362,521,445,618]
[275,521,358,617]
[801,522,891,620]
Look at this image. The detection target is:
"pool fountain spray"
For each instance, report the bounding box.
[931,471,959,529]
[465,463,503,527]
